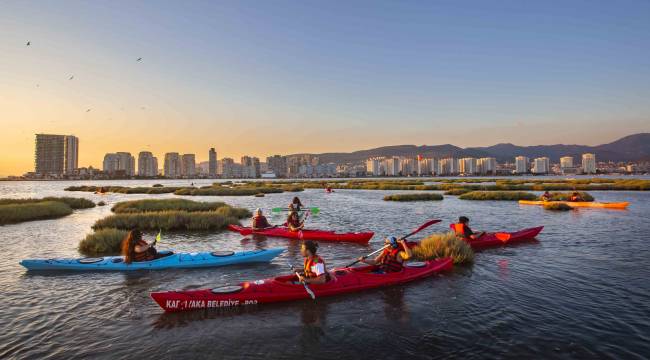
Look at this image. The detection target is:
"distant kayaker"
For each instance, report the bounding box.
[569,192,583,202]
[358,236,412,273]
[286,205,304,232]
[251,208,272,230]
[452,216,484,240]
[296,240,329,285]
[541,191,552,202]
[292,196,304,211]
[121,229,157,263]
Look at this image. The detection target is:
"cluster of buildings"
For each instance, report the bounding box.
[20,134,648,180]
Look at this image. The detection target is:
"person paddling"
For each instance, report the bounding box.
[357,236,412,273]
[286,204,305,232]
[452,216,484,241]
[540,191,552,202]
[121,229,158,264]
[251,208,272,230]
[296,240,329,285]
[569,192,583,202]
[292,196,304,211]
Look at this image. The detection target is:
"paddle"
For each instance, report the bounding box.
[152,229,162,246]
[346,219,441,267]
[272,207,320,214]
[290,263,316,300]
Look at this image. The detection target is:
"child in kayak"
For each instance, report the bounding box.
[358,236,412,273]
[121,229,158,263]
[251,208,272,230]
[540,191,552,202]
[452,216,484,240]
[569,192,584,202]
[286,205,304,232]
[296,240,329,285]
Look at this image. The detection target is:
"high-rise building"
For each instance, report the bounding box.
[34,134,79,175]
[437,158,459,176]
[138,151,158,177]
[560,156,574,169]
[103,152,135,176]
[383,157,401,176]
[582,153,596,174]
[399,157,417,176]
[241,156,261,178]
[477,157,497,175]
[164,152,182,178]
[266,155,287,177]
[532,157,550,174]
[208,148,217,178]
[417,157,435,176]
[459,158,477,175]
[515,156,529,174]
[366,157,384,176]
[181,154,196,177]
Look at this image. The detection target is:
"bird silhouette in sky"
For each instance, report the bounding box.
[26,41,31,46]
[69,75,74,80]
[86,109,91,112]
[137,57,142,62]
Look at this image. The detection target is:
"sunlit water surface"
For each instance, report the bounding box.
[0,179,648,359]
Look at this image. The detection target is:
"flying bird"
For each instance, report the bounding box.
[137,57,142,62]
[69,75,74,80]
[26,41,31,46]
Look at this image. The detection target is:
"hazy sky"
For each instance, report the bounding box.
[1,0,649,176]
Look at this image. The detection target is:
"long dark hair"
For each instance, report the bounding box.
[121,230,142,264]
[302,240,318,255]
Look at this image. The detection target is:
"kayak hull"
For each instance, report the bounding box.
[519,200,629,209]
[151,258,452,312]
[20,248,284,271]
[228,224,373,244]
[466,226,544,249]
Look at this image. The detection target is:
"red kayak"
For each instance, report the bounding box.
[228,224,373,244]
[151,258,453,312]
[454,225,544,250]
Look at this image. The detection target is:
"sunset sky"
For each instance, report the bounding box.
[1,0,649,176]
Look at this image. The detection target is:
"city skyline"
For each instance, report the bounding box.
[2,1,650,176]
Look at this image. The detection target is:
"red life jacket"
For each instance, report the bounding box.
[380,248,403,273]
[252,215,270,229]
[304,256,325,278]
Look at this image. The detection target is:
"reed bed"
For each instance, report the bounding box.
[383,193,443,201]
[411,232,474,264]
[78,228,129,255]
[111,199,228,213]
[459,191,538,201]
[0,201,73,225]
[543,203,573,211]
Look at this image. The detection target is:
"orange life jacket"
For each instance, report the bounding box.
[452,223,466,237]
[380,248,403,273]
[304,256,325,278]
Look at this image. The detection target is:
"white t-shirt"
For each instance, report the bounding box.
[310,263,325,276]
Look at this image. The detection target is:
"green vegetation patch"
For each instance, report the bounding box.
[543,202,573,211]
[544,191,595,202]
[0,201,73,225]
[411,232,474,264]
[459,191,538,201]
[79,228,129,255]
[111,199,228,213]
[383,193,443,201]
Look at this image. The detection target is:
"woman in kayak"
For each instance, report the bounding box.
[251,208,272,230]
[358,236,412,273]
[540,191,552,202]
[286,205,304,232]
[296,240,329,285]
[121,229,157,264]
[569,192,584,202]
[452,216,484,240]
[292,197,304,211]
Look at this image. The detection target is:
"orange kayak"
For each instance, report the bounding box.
[518,200,629,209]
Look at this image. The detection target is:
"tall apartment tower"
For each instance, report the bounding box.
[138,151,158,177]
[181,154,196,177]
[582,153,596,174]
[164,153,182,178]
[34,134,79,175]
[515,156,529,174]
[208,148,217,178]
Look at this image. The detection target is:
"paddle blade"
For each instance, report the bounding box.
[495,233,511,242]
[403,219,442,239]
[156,230,161,243]
[310,207,320,214]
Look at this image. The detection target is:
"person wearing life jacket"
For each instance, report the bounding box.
[540,191,552,202]
[121,229,157,264]
[251,208,272,230]
[569,192,583,202]
[358,236,412,273]
[286,204,304,232]
[452,216,484,240]
[296,240,329,285]
[292,196,304,211]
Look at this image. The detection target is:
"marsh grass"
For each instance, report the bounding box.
[411,232,474,264]
[174,187,284,196]
[111,199,227,213]
[459,191,538,201]
[0,201,73,225]
[444,188,472,196]
[543,203,573,211]
[546,191,595,202]
[383,193,443,201]
[78,228,128,255]
[0,197,95,209]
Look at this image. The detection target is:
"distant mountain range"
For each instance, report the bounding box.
[291,133,650,164]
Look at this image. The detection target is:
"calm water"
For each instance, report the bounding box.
[0,179,649,359]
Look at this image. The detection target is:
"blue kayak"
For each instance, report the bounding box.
[20,248,284,271]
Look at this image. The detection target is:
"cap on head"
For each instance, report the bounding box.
[388,236,398,248]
